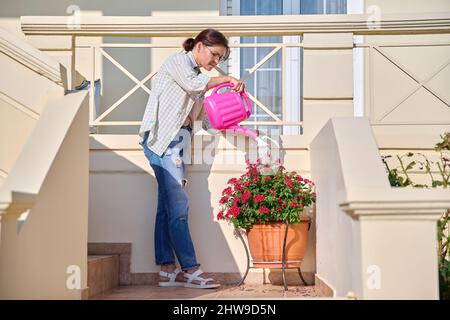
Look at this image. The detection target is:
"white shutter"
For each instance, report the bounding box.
[228,0,241,79]
[283,0,301,135]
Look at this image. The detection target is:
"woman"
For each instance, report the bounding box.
[139,29,244,289]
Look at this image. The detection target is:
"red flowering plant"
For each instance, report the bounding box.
[216,158,316,230]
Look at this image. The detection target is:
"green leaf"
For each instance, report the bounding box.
[405,161,416,171]
[433,181,443,187]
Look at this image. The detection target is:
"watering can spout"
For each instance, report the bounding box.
[226,125,279,149]
[227,124,259,140]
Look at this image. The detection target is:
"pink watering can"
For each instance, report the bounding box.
[203,82,259,140]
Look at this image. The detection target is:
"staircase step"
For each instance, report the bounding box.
[87,255,120,298]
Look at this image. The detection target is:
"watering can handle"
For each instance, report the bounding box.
[211,82,253,116]
[211,82,234,95]
[242,91,252,116]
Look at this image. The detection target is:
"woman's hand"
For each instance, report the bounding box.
[228,76,245,93]
[207,75,245,92]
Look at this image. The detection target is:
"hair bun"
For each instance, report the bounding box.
[183,38,195,51]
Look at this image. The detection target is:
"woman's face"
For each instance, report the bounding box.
[194,42,227,71]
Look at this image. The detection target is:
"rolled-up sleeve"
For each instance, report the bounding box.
[166,54,210,97]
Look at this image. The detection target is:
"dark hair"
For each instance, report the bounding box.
[183,28,230,61]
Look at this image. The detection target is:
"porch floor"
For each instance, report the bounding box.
[89,283,321,300]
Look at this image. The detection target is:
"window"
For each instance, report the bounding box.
[240,0,283,136]
[300,0,347,14]
[225,0,347,135]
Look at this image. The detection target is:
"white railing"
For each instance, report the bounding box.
[0,28,67,89]
[77,42,304,129]
[355,42,450,125]
[0,27,68,187]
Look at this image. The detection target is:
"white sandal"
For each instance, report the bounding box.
[183,269,220,289]
[158,268,184,287]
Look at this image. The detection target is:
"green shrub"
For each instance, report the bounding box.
[381,132,450,300]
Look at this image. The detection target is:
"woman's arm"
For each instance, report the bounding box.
[166,54,245,94]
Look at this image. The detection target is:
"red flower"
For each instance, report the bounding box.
[242,191,251,203]
[219,196,228,204]
[229,205,240,217]
[285,180,293,188]
[222,187,233,196]
[218,159,316,230]
[253,194,265,203]
[258,206,270,214]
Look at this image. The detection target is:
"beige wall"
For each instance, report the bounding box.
[362,0,450,146]
[311,118,446,299]
[0,91,89,299]
[365,0,450,13]
[0,46,63,186]
[89,134,317,277]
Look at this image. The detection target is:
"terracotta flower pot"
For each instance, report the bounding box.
[246,217,310,268]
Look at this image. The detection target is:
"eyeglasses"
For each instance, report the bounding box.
[205,46,225,63]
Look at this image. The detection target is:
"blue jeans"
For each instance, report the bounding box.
[142,129,200,271]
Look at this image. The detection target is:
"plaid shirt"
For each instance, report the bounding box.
[139,51,210,156]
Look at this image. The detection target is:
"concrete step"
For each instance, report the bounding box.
[87,255,119,298]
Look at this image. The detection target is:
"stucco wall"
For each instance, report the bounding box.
[89,134,317,277]
[362,0,450,146]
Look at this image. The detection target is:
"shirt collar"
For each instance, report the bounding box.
[187,51,200,73]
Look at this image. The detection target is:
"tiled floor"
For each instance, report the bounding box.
[90,283,321,300]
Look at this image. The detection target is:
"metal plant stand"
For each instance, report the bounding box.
[235,220,311,292]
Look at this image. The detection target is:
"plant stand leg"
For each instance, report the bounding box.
[235,227,250,286]
[297,267,309,286]
[282,220,289,292]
